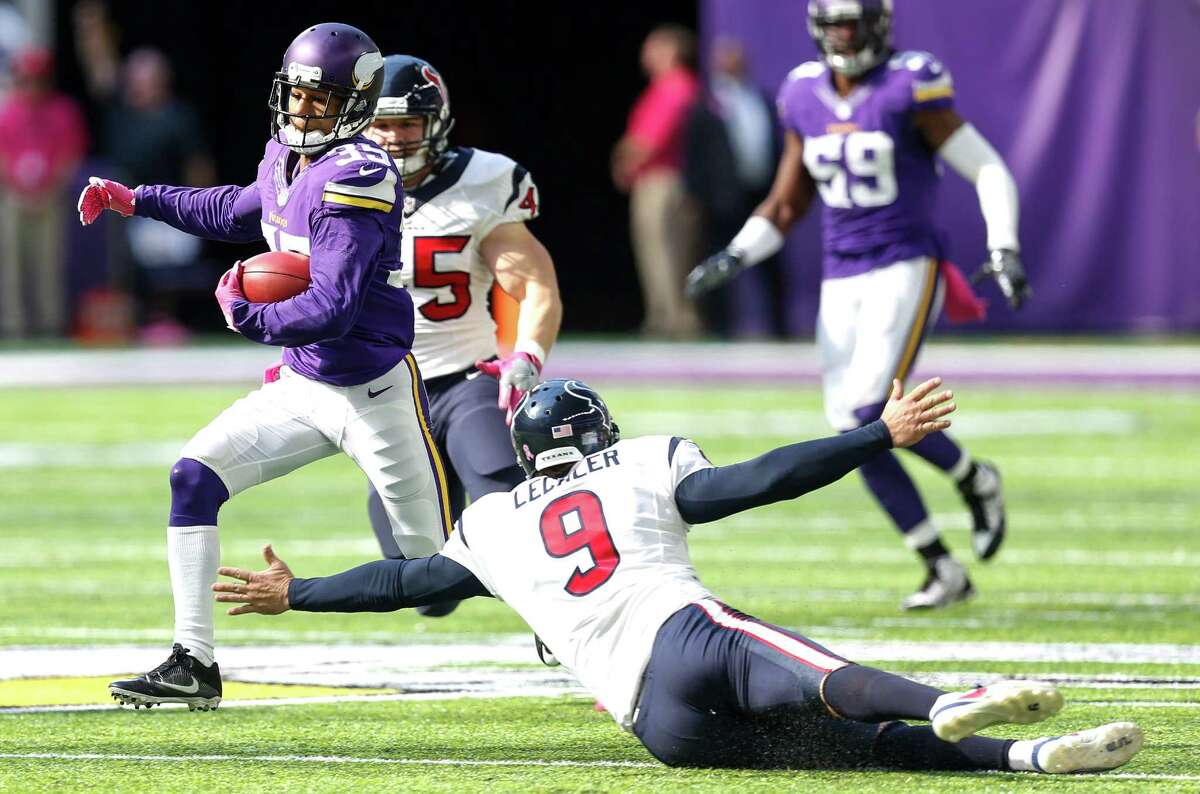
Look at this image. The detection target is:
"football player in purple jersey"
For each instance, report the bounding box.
[687,0,1030,610]
[77,23,454,710]
[359,54,562,618]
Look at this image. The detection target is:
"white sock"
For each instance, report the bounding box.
[1008,738,1040,772]
[949,452,974,483]
[167,524,220,667]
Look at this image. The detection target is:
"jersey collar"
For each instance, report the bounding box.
[405,147,475,216]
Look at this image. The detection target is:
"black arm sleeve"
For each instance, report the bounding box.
[287,554,491,613]
[674,420,893,525]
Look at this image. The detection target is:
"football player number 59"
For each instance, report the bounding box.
[804,130,897,208]
[539,491,620,596]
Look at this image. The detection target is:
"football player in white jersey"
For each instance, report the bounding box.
[360,55,562,616]
[216,378,1140,775]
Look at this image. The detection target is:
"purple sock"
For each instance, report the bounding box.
[852,403,942,557]
[168,458,229,526]
[909,431,965,475]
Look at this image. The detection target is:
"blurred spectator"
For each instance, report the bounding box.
[684,37,783,338]
[611,24,702,339]
[0,1,30,97]
[0,48,88,338]
[74,0,216,340]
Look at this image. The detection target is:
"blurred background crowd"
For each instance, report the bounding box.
[0,0,1197,344]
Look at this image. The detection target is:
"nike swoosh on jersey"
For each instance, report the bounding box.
[465,370,483,380]
[359,166,383,176]
[156,677,200,694]
[367,385,394,398]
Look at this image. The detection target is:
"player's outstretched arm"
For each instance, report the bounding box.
[79,176,264,245]
[685,131,814,298]
[674,378,955,524]
[477,222,562,421]
[214,544,490,615]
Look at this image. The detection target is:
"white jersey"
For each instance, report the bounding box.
[393,147,540,379]
[440,435,715,731]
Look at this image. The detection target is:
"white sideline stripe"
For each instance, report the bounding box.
[4,695,1197,717]
[6,541,1198,569]
[0,753,1196,781]
[624,409,1137,439]
[0,408,1139,469]
[696,599,847,672]
[5,639,1200,676]
[0,752,658,769]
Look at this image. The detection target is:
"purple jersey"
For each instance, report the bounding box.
[135,135,413,386]
[776,50,955,279]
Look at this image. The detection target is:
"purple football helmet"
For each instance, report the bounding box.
[269,23,386,154]
[807,0,893,77]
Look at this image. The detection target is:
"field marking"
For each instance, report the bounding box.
[624,409,1138,439]
[6,639,1200,673]
[0,752,1196,782]
[0,751,658,769]
[0,406,1139,469]
[5,540,1197,569]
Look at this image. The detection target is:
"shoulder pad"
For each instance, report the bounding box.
[460,148,525,186]
[785,60,827,82]
[461,148,539,220]
[321,166,398,213]
[890,50,947,75]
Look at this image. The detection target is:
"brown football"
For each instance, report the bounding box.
[240,250,311,303]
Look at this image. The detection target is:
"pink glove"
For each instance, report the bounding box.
[475,351,543,425]
[263,361,284,384]
[77,177,135,225]
[214,262,246,332]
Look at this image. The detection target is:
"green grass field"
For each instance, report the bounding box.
[1,382,1197,791]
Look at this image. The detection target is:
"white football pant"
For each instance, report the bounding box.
[817,256,945,431]
[181,353,452,557]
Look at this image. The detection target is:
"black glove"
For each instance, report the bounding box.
[975,249,1030,310]
[685,249,746,299]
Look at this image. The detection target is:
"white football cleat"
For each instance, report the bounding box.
[1031,722,1143,774]
[931,680,1063,742]
[901,556,974,611]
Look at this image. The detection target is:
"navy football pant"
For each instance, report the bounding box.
[634,600,1010,770]
[369,368,524,559]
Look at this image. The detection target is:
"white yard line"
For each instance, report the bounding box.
[0,407,1140,469]
[4,541,1196,569]
[2,639,1199,677]
[623,409,1138,439]
[0,752,1196,782]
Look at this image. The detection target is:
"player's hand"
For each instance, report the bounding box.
[214,262,246,332]
[880,377,956,448]
[685,249,745,299]
[77,177,135,225]
[476,351,543,425]
[976,249,1030,310]
[263,360,284,384]
[214,544,294,616]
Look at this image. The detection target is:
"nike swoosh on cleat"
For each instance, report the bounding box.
[156,677,200,695]
[359,166,383,176]
[367,385,394,399]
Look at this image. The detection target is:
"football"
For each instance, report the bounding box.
[240,250,311,303]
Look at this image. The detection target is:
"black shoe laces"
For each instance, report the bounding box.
[147,643,191,677]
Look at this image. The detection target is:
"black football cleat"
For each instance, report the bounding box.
[109,644,222,711]
[415,599,461,618]
[958,460,1006,561]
